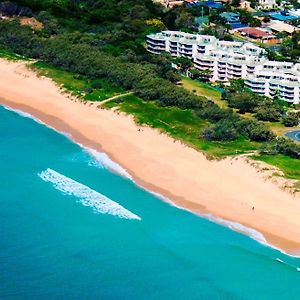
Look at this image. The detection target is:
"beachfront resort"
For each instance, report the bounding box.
[146,30,300,103]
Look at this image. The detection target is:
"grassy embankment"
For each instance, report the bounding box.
[0,51,298,183]
[0,49,28,61]
[104,94,260,157]
[180,77,226,108]
[30,61,125,102]
[180,78,299,182]
[104,95,299,183]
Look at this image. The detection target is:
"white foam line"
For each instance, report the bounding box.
[84,147,133,180]
[1,105,132,179]
[2,104,72,138]
[2,104,45,125]
[3,105,299,257]
[38,168,141,220]
[137,186,299,257]
[202,213,268,246]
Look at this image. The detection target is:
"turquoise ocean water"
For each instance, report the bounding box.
[1,104,300,299]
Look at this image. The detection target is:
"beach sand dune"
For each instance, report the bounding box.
[0,58,299,253]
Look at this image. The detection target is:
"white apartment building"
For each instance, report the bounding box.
[146,31,300,103]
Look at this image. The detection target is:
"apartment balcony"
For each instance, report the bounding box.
[280,94,295,102]
[196,63,214,69]
[227,69,242,76]
[179,44,193,50]
[147,48,163,55]
[228,65,242,71]
[279,85,295,91]
[179,47,192,52]
[245,81,265,88]
[269,84,279,89]
[148,44,165,51]
[194,63,214,71]
[180,53,193,58]
[146,39,165,47]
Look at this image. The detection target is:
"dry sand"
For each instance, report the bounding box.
[0,58,300,254]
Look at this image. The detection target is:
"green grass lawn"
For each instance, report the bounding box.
[105,94,260,157]
[180,77,226,108]
[253,154,300,181]
[0,48,28,61]
[31,61,124,101]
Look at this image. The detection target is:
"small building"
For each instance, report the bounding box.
[238,27,277,43]
[220,12,240,24]
[163,0,184,7]
[220,12,247,29]
[258,0,276,9]
[240,0,254,11]
[269,11,299,22]
[268,21,299,35]
[198,1,223,9]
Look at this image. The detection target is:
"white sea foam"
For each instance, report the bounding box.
[2,105,133,179]
[202,213,268,246]
[2,104,45,125]
[2,104,72,138]
[38,168,141,220]
[3,105,298,256]
[84,147,133,180]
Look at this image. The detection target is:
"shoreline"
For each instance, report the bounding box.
[1,58,300,254]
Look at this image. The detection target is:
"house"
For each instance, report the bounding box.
[197,1,223,9]
[220,12,247,29]
[220,12,240,24]
[268,21,299,35]
[269,11,299,22]
[161,0,184,7]
[238,27,277,43]
[240,1,253,11]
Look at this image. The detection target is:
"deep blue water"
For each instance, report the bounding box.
[1,105,300,300]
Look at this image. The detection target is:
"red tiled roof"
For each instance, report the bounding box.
[239,27,270,38]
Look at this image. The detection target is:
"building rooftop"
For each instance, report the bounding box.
[198,1,223,8]
[268,21,299,34]
[269,12,299,21]
[239,27,271,38]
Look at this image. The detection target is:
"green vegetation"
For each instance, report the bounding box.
[0,48,27,60]
[180,77,225,108]
[104,95,260,157]
[254,155,300,181]
[31,62,124,101]
[0,0,298,184]
[221,80,300,127]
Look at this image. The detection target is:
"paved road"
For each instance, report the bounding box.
[285,130,300,142]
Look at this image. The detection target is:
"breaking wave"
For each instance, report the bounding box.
[38,168,141,220]
[85,147,133,180]
[3,104,45,125]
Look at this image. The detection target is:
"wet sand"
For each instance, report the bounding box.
[0,58,300,254]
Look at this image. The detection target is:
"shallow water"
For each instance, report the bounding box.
[1,105,300,299]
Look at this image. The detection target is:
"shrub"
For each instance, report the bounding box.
[282,112,300,127]
[202,119,238,141]
[91,81,102,89]
[275,137,300,159]
[255,105,281,122]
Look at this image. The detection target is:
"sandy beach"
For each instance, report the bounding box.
[0,58,299,253]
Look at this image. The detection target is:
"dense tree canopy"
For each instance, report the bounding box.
[0,0,298,158]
